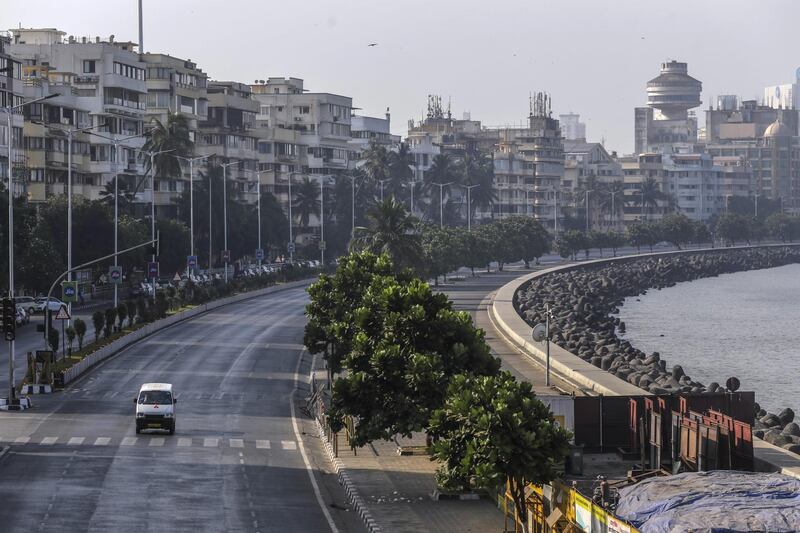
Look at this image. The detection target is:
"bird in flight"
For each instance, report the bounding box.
[368,43,378,47]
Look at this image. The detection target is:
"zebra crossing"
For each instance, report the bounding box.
[64,390,281,401]
[0,435,298,451]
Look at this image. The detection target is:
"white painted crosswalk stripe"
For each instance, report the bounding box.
[40,437,58,445]
[281,440,296,450]
[149,438,165,447]
[177,438,192,447]
[14,437,29,444]
[255,440,271,449]
[203,438,218,448]
[94,437,111,446]
[6,435,297,450]
[68,437,85,445]
[121,437,137,446]
[229,439,244,448]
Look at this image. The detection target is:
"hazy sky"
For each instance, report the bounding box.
[4,0,799,153]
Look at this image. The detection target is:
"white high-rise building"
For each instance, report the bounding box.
[559,112,586,141]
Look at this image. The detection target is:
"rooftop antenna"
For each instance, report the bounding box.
[138,0,143,54]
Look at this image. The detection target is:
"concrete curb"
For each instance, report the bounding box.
[21,384,51,394]
[314,418,382,533]
[0,397,32,410]
[60,279,314,387]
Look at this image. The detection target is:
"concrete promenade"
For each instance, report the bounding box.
[488,248,800,480]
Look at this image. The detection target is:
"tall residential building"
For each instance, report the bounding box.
[349,110,399,152]
[559,113,586,141]
[141,53,209,216]
[197,81,260,204]
[634,61,701,154]
[0,32,24,192]
[705,97,798,142]
[562,140,624,230]
[9,28,147,204]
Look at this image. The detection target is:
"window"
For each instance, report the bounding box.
[82,60,96,73]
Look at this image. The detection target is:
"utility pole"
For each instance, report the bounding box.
[172,154,212,264]
[287,173,294,263]
[461,183,479,232]
[319,176,326,266]
[585,189,594,233]
[220,161,240,282]
[138,0,144,54]
[434,182,452,229]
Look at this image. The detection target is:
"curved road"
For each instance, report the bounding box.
[0,286,364,532]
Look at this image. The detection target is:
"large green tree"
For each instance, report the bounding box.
[292,177,321,232]
[429,372,571,524]
[142,112,194,178]
[352,198,422,271]
[659,213,694,250]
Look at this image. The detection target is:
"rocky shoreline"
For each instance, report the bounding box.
[515,246,800,455]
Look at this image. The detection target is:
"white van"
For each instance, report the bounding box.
[134,383,176,434]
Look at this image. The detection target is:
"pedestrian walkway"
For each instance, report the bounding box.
[0,435,299,451]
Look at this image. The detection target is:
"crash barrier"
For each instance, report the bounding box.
[59,279,313,386]
[502,479,640,533]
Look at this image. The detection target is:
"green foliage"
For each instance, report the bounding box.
[142,112,194,178]
[556,230,586,260]
[65,326,76,353]
[765,213,796,243]
[691,221,712,247]
[716,213,750,245]
[136,297,148,323]
[352,198,422,271]
[73,318,86,350]
[429,372,571,522]
[660,213,694,250]
[155,291,168,319]
[420,224,464,283]
[116,304,128,330]
[92,311,105,340]
[328,275,500,445]
[48,328,60,354]
[498,216,551,267]
[104,307,117,337]
[125,299,137,327]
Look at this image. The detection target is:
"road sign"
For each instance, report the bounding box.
[255,248,264,261]
[187,255,198,269]
[222,250,231,262]
[318,240,326,251]
[61,281,78,303]
[287,242,296,254]
[173,273,182,282]
[75,269,91,283]
[147,262,159,279]
[54,306,71,320]
[108,266,123,285]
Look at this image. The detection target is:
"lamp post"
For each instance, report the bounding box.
[585,189,594,233]
[460,183,479,232]
[136,148,174,293]
[348,173,357,241]
[318,176,328,266]
[433,182,452,229]
[3,93,60,403]
[378,179,389,202]
[610,190,622,230]
[287,172,295,263]
[755,193,760,218]
[246,169,269,265]
[172,154,212,263]
[220,161,240,282]
[532,304,553,387]
[87,131,145,307]
[407,179,415,216]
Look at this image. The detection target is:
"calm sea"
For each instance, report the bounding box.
[616,263,800,414]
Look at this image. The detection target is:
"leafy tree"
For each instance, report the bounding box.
[635,177,667,220]
[104,307,117,337]
[460,228,493,276]
[360,141,392,192]
[626,224,647,253]
[155,218,191,276]
[92,311,105,340]
[117,304,128,330]
[329,276,500,446]
[641,222,663,252]
[588,230,608,257]
[73,318,87,350]
[352,198,422,271]
[556,230,586,260]
[499,216,551,268]
[691,221,712,248]
[659,213,694,250]
[387,142,415,200]
[765,213,794,242]
[420,225,464,284]
[462,152,497,219]
[97,180,138,216]
[605,231,626,257]
[429,372,571,524]
[716,213,750,245]
[125,300,137,327]
[48,328,59,354]
[16,234,63,295]
[66,326,76,354]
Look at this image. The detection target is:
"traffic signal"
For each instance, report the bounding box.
[2,297,16,341]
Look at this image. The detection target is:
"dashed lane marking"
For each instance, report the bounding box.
[149,438,165,447]
[67,437,84,445]
[256,440,271,449]
[230,439,244,448]
[281,440,297,451]
[177,438,192,447]
[94,437,110,446]
[121,437,137,446]
[40,437,58,445]
[203,438,218,448]
[14,437,29,444]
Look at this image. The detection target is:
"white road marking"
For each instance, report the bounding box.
[255,440,271,449]
[280,440,297,451]
[229,439,244,448]
[14,436,29,444]
[121,437,137,446]
[67,437,85,445]
[94,437,110,446]
[40,437,58,445]
[177,438,192,447]
[203,438,218,447]
[291,349,339,533]
[149,438,165,447]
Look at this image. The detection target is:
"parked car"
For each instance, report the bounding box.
[14,296,37,316]
[35,297,67,314]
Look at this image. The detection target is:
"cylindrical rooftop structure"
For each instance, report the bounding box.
[646,60,702,120]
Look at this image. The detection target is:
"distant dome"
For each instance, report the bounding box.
[764,119,792,137]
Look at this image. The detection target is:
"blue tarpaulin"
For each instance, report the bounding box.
[616,471,800,532]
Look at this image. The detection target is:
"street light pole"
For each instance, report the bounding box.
[585,189,594,233]
[287,173,294,263]
[460,184,479,232]
[378,179,389,202]
[434,182,452,229]
[220,161,240,282]
[319,176,325,266]
[136,148,174,294]
[408,180,415,216]
[172,154,212,263]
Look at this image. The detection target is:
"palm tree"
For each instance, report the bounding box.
[360,141,391,199]
[97,180,137,215]
[292,177,321,232]
[462,152,497,219]
[352,198,421,270]
[142,112,194,178]
[637,176,667,220]
[387,142,415,200]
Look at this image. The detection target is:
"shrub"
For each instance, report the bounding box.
[117,304,127,330]
[104,307,117,337]
[125,300,137,327]
[92,311,105,341]
[65,326,76,354]
[73,318,86,350]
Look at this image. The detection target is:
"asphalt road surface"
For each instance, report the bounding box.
[0,286,364,533]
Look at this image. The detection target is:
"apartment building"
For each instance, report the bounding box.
[197,81,260,204]
[563,141,624,231]
[349,110,399,152]
[0,32,24,193]
[9,28,147,203]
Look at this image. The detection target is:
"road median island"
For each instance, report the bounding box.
[34,277,316,389]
